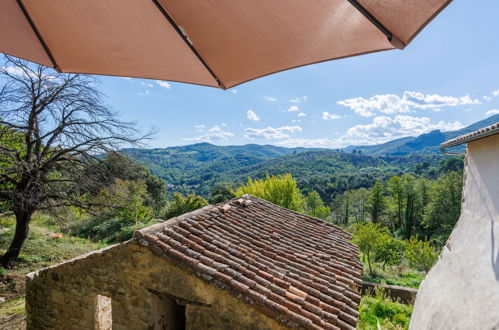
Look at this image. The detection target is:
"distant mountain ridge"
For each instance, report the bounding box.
[343,114,499,155]
[122,114,495,198]
[122,143,322,186]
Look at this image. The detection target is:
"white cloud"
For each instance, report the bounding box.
[288,105,299,112]
[297,112,307,117]
[493,90,499,97]
[122,77,132,80]
[405,91,480,109]
[2,66,55,79]
[291,119,302,123]
[2,66,30,77]
[244,126,302,140]
[264,96,277,102]
[156,80,171,89]
[322,112,341,120]
[246,110,260,122]
[290,96,308,103]
[138,90,151,96]
[483,96,493,101]
[338,91,481,117]
[221,123,227,127]
[184,126,234,142]
[140,81,154,88]
[208,125,222,132]
[275,138,334,148]
[231,89,238,94]
[336,115,464,146]
[486,109,499,116]
[183,131,234,143]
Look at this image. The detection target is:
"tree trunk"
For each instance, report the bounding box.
[0,209,32,269]
[367,250,374,276]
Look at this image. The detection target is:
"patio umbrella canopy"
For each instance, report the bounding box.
[1,0,451,89]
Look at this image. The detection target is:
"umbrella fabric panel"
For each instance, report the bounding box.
[0,0,52,67]
[159,0,395,88]
[0,0,452,88]
[356,0,452,45]
[21,0,218,87]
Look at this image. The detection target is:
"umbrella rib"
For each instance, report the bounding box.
[16,0,60,71]
[346,0,405,50]
[151,0,225,89]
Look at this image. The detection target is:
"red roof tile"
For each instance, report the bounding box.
[441,122,499,150]
[136,195,362,330]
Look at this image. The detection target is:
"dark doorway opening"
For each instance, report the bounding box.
[172,303,186,330]
[149,289,187,330]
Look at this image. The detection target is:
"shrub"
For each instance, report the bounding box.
[304,191,330,219]
[405,237,438,273]
[358,287,413,329]
[235,174,303,212]
[374,236,407,271]
[70,217,156,243]
[351,223,389,276]
[163,193,208,219]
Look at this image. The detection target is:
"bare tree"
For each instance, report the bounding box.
[0,56,152,268]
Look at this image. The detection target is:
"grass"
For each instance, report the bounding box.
[0,215,107,328]
[362,270,424,289]
[357,288,413,330]
[359,253,425,289]
[0,296,26,322]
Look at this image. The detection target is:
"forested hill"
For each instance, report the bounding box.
[123,143,451,201]
[120,114,499,200]
[123,142,321,183]
[342,114,499,156]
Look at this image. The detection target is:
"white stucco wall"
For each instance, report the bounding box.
[410,133,499,329]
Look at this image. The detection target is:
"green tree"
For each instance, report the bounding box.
[0,126,23,214]
[423,171,463,246]
[83,152,166,220]
[373,236,406,271]
[94,178,153,224]
[437,157,464,175]
[351,188,369,224]
[0,57,151,268]
[209,183,236,204]
[387,176,404,230]
[405,237,438,273]
[331,192,350,225]
[368,181,386,223]
[401,174,418,239]
[412,177,432,238]
[351,223,389,276]
[235,174,303,212]
[163,193,208,219]
[304,191,330,220]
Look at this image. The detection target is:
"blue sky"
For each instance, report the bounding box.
[99,1,499,149]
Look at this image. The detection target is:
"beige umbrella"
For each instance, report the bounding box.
[1,0,451,89]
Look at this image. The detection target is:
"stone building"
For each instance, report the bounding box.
[410,123,499,329]
[26,195,362,330]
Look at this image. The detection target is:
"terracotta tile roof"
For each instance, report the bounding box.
[441,122,499,150]
[135,195,362,329]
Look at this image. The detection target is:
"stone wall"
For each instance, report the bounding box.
[410,134,499,329]
[26,241,288,330]
[360,282,417,305]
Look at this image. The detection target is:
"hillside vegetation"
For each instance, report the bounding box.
[124,144,451,202]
